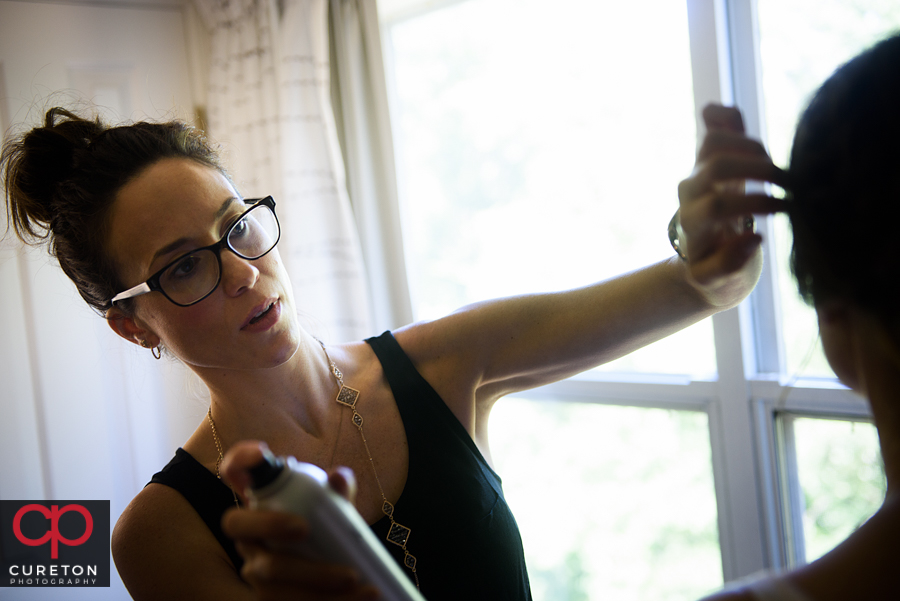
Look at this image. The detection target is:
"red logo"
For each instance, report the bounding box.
[12,504,94,559]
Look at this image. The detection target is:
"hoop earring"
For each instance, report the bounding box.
[139,339,162,360]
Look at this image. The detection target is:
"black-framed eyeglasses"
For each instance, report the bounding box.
[111,196,281,307]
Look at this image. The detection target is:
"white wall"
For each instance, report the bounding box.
[0,1,210,598]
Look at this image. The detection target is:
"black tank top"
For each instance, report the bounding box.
[149,331,532,600]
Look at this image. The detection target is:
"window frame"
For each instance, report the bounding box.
[377,0,871,584]
[718,0,872,575]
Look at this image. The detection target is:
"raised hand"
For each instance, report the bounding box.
[676,104,787,307]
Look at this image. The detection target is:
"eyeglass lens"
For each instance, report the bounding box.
[158,203,280,305]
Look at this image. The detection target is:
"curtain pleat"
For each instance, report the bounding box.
[194,0,372,342]
[329,0,413,331]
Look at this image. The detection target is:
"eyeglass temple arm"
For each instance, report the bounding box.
[111,282,152,304]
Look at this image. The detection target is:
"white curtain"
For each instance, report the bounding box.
[193,0,372,342]
[329,0,413,331]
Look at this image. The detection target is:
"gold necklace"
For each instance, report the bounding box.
[207,407,241,508]
[316,339,420,588]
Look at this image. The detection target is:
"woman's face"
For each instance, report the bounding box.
[107,158,301,371]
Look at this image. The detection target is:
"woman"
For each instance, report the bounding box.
[701,33,900,601]
[1,101,783,600]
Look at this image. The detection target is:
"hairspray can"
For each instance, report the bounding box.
[246,450,425,601]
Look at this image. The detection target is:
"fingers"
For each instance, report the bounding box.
[221,440,270,497]
[688,233,763,286]
[679,155,787,202]
[239,543,378,600]
[237,541,359,591]
[222,507,308,541]
[684,105,787,204]
[678,188,781,268]
[696,130,767,162]
[674,105,779,306]
[681,192,786,229]
[219,449,375,601]
[224,508,379,600]
[328,466,358,505]
[246,579,378,601]
[702,103,744,134]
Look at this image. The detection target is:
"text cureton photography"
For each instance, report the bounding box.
[0,500,110,587]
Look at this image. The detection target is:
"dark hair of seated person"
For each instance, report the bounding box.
[702,33,900,601]
[788,31,900,341]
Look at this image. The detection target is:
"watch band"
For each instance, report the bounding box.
[668,208,687,261]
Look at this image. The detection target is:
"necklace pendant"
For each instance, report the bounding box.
[387,521,412,548]
[382,500,394,518]
[335,384,360,409]
[404,552,417,570]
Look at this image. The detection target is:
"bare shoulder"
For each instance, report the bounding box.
[389,314,468,359]
[113,483,251,601]
[393,318,482,391]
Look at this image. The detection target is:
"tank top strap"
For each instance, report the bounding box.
[364,330,498,478]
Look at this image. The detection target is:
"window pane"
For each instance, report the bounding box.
[756,0,900,377]
[792,417,885,563]
[489,398,722,600]
[385,0,715,377]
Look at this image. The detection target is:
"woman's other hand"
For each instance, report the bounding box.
[221,441,378,601]
[676,104,787,308]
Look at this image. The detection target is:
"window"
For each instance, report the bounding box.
[777,415,885,565]
[383,0,714,378]
[491,399,722,600]
[755,0,900,378]
[378,0,892,598]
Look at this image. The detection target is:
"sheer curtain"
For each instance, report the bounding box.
[329,0,413,331]
[0,5,206,599]
[193,0,372,342]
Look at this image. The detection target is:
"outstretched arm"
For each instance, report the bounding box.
[395,105,786,432]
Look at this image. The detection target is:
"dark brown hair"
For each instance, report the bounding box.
[788,32,900,334]
[1,107,226,314]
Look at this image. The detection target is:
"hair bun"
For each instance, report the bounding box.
[16,109,105,220]
[20,127,78,209]
[1,107,105,238]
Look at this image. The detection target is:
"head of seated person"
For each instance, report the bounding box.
[788,32,900,388]
[702,31,900,601]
